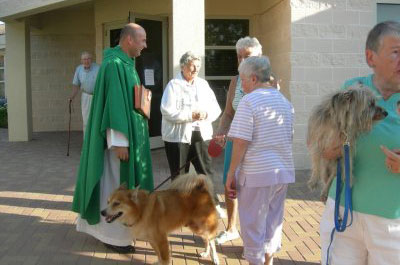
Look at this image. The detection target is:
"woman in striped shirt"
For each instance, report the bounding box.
[213,37,263,245]
[226,56,295,265]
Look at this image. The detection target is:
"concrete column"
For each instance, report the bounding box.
[172,0,205,77]
[5,20,32,141]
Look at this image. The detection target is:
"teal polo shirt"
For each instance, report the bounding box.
[328,74,400,219]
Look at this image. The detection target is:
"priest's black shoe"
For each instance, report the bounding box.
[103,243,136,254]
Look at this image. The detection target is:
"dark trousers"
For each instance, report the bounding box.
[164,131,213,181]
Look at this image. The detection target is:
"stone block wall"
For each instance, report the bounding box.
[30,6,95,132]
[290,0,376,169]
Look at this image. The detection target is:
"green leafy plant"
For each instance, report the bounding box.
[0,105,7,128]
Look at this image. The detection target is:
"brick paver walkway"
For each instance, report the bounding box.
[0,129,324,265]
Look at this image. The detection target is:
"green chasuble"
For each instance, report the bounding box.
[72,46,154,225]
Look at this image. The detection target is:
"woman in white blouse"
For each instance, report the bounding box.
[160,51,221,181]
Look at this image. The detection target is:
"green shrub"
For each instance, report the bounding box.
[0,106,7,128]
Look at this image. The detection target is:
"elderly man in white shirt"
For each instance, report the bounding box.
[161,51,221,181]
[69,51,100,135]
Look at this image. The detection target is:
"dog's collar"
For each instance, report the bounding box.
[340,131,350,145]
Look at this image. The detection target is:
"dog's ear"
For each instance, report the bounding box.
[129,189,139,203]
[332,91,354,109]
[331,93,340,109]
[343,90,354,103]
[119,183,128,190]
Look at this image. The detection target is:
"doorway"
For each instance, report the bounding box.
[104,15,168,149]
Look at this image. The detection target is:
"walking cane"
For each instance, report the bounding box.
[67,98,72,156]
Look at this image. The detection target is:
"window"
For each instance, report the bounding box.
[205,19,249,108]
[377,4,400,23]
[0,55,4,98]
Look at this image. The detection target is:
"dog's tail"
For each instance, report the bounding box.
[169,173,214,197]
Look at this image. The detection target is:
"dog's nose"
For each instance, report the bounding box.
[100,209,106,216]
[383,110,388,117]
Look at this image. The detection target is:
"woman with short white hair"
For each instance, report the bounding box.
[213,36,264,244]
[226,56,295,265]
[161,51,221,181]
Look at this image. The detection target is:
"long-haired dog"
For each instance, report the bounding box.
[101,174,219,265]
[307,84,387,201]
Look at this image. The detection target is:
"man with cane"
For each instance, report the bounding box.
[69,51,99,136]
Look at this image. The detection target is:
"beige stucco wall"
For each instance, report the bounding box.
[290,0,377,169]
[205,0,260,15]
[254,0,291,100]
[30,5,95,132]
[172,0,205,77]
[5,20,32,141]
[0,0,92,20]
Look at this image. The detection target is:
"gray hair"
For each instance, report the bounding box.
[238,56,271,83]
[236,37,262,55]
[366,21,400,52]
[179,51,201,69]
[81,51,92,59]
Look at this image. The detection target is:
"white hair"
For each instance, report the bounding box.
[180,51,201,69]
[80,51,92,59]
[236,37,262,56]
[238,56,271,83]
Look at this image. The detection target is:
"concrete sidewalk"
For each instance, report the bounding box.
[0,129,323,265]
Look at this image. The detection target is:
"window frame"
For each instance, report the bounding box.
[204,17,251,109]
[204,16,251,81]
[377,2,400,23]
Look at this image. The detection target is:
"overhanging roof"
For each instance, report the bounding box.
[0,0,92,21]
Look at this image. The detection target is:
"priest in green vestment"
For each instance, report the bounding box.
[71,23,153,254]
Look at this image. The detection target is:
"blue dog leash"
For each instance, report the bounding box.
[326,142,353,265]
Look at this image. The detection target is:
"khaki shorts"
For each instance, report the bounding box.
[320,198,400,265]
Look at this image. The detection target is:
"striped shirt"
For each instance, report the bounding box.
[228,88,295,187]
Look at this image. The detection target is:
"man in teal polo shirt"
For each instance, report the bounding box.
[319,21,400,265]
[70,51,100,135]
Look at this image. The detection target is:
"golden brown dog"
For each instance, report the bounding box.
[101,174,219,265]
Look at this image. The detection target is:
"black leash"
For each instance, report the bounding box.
[153,155,197,191]
[66,99,72,156]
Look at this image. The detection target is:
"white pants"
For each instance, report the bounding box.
[238,184,288,265]
[81,92,92,136]
[76,149,134,246]
[320,198,400,265]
